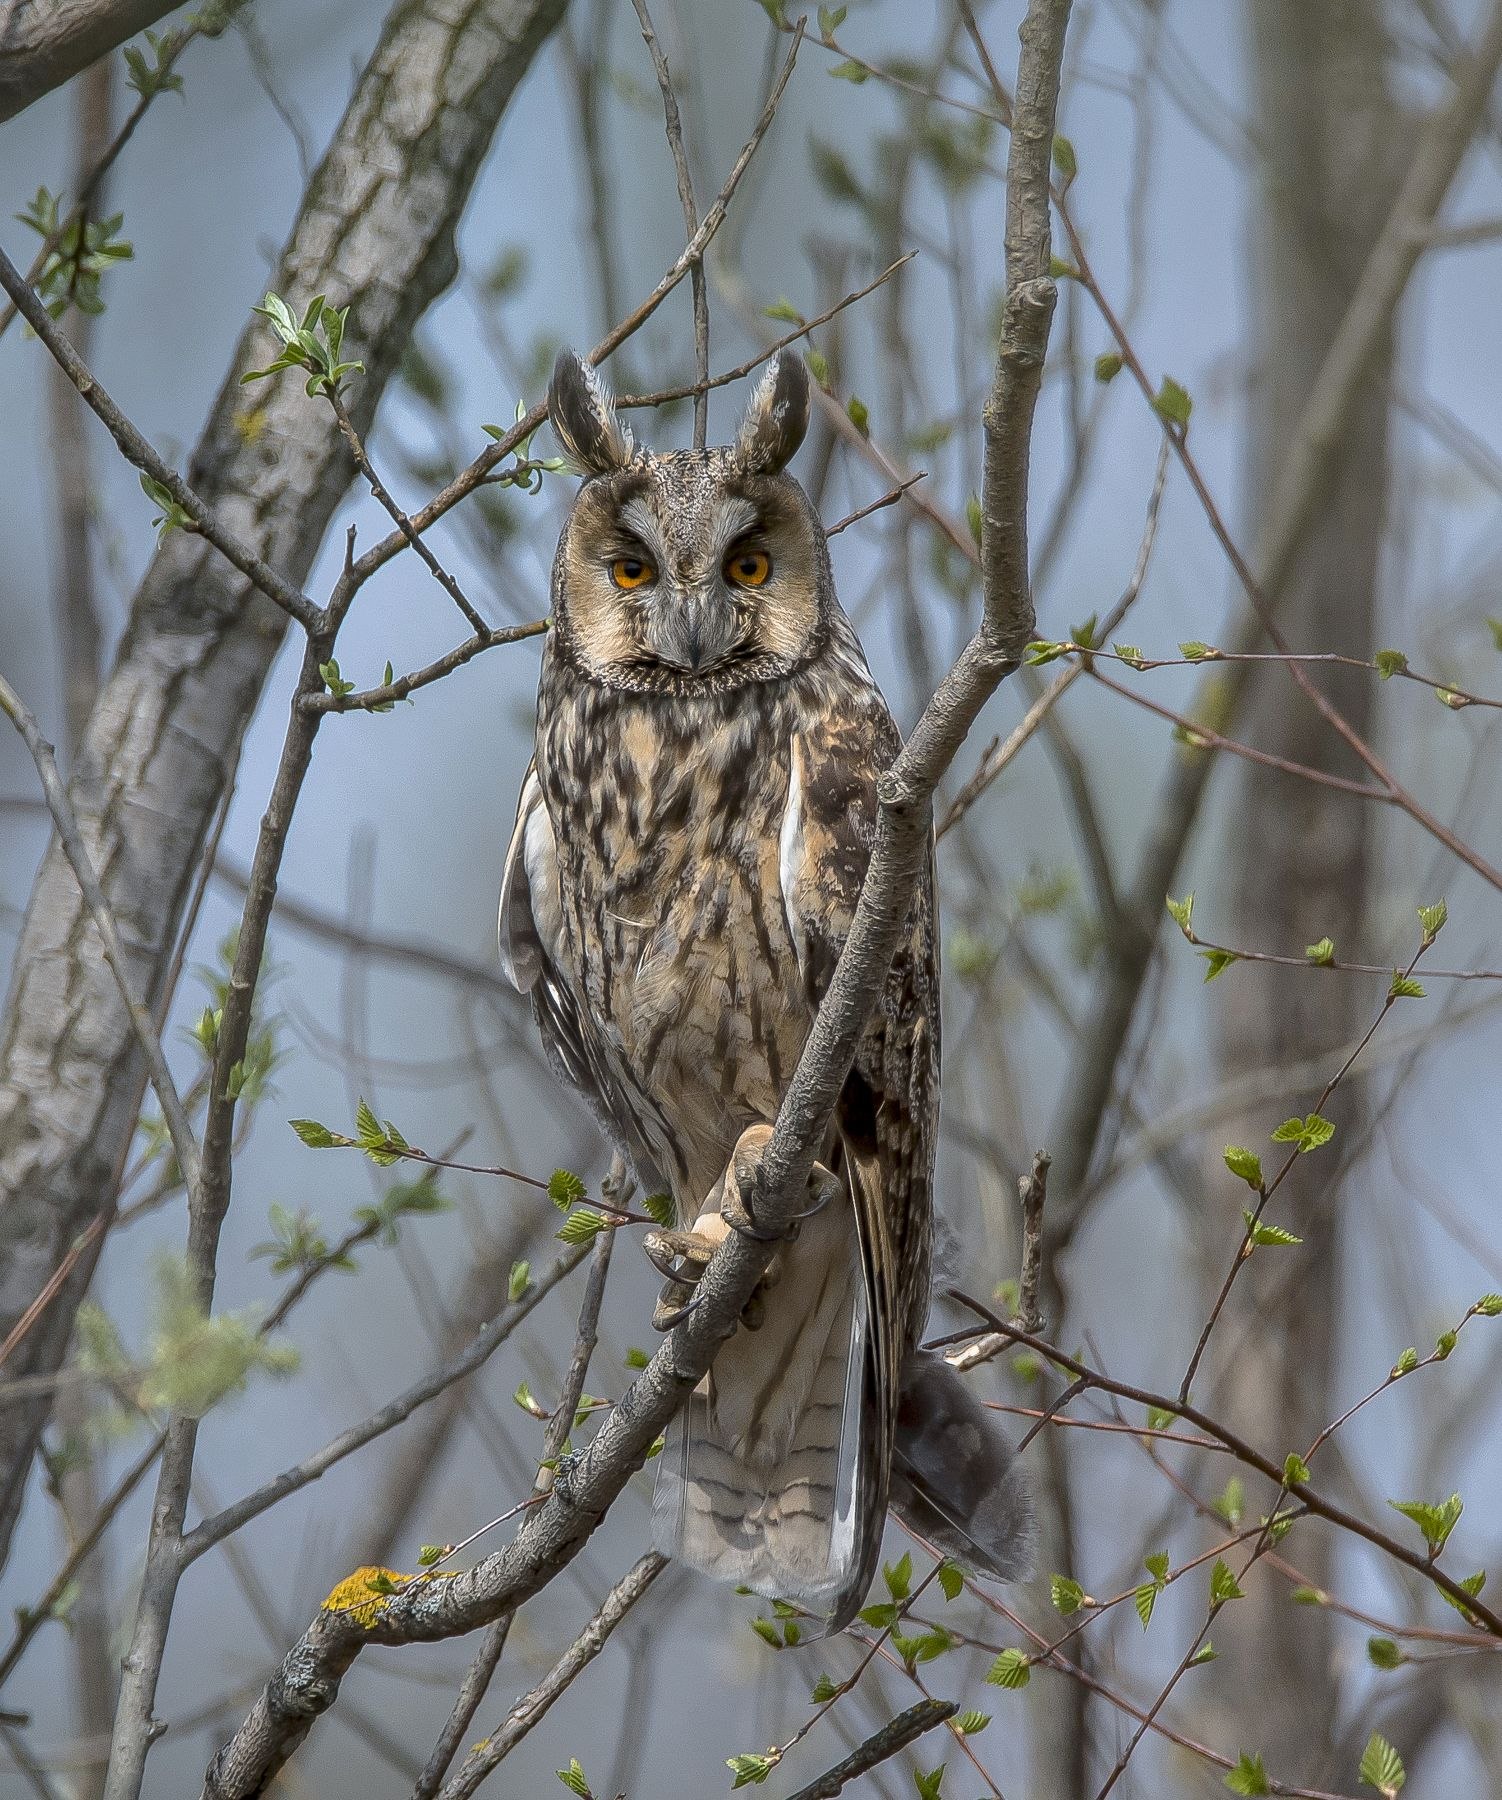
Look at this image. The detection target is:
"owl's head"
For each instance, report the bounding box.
[545,349,831,692]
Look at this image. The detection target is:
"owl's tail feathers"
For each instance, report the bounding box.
[888,1350,1035,1583]
[651,1243,879,1637]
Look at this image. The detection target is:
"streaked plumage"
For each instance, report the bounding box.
[501,350,1026,1630]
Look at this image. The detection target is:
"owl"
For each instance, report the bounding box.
[500,350,1030,1631]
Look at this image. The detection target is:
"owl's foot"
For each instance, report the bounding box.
[719,1124,843,1242]
[645,1212,774,1332]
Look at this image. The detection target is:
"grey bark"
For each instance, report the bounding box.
[0,0,569,1576]
[1206,0,1398,1774]
[0,0,176,122]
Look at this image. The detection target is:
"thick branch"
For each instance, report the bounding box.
[0,0,177,123]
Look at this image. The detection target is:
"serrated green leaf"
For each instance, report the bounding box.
[955,1710,991,1736]
[986,1647,1031,1689]
[642,1191,675,1228]
[763,297,803,324]
[1417,900,1447,940]
[1133,1582,1158,1629]
[1144,1551,1170,1583]
[1224,1751,1271,1796]
[1179,640,1213,661]
[624,1345,649,1370]
[556,1207,608,1245]
[1050,1574,1085,1615]
[548,1169,586,1210]
[1475,1295,1502,1317]
[1200,948,1238,982]
[1374,648,1408,679]
[846,394,869,436]
[1367,1635,1404,1669]
[557,1759,591,1798]
[811,1673,839,1703]
[1283,1452,1311,1485]
[938,1560,964,1601]
[1290,1585,1325,1605]
[1305,936,1336,966]
[1244,1211,1303,1249]
[751,1617,782,1648]
[1359,1731,1406,1796]
[1271,1113,1335,1153]
[1391,1347,1419,1377]
[1389,972,1426,1000]
[1189,1640,1217,1666]
[1435,1328,1457,1360]
[1166,893,1194,932]
[727,1751,776,1788]
[1210,1558,1244,1605]
[1436,1569,1486,1619]
[859,1601,898,1630]
[1388,1494,1462,1555]
[1224,1146,1264,1188]
[1051,134,1077,181]
[289,1118,338,1149]
[914,1765,946,1800]
[1112,642,1147,670]
[826,58,869,81]
[883,1552,913,1601]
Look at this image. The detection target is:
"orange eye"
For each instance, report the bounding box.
[726,548,771,587]
[610,555,655,590]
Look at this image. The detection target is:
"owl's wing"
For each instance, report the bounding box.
[778,683,939,1621]
[499,762,548,992]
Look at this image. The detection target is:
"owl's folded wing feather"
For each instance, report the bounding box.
[778,684,940,1622]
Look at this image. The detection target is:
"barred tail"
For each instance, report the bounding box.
[651,1207,880,1634]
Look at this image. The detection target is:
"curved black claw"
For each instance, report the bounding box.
[721,1155,843,1241]
[652,1288,702,1332]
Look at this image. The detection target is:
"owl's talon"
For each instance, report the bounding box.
[652,1289,701,1331]
[721,1128,843,1241]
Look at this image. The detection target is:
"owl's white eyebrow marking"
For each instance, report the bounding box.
[619,497,668,550]
[714,499,759,549]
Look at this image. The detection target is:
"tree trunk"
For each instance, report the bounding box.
[1207,0,1397,1776]
[0,0,569,1576]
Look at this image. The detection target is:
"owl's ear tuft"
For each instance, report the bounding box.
[734,351,809,475]
[548,350,634,475]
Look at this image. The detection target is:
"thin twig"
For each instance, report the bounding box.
[782,1699,958,1800]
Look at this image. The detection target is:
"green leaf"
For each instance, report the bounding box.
[1374,648,1408,679]
[966,493,984,549]
[986,1647,1031,1689]
[826,59,869,82]
[1435,1328,1457,1360]
[1025,638,1069,666]
[507,1260,531,1302]
[1488,618,1502,652]
[804,346,830,385]
[1144,1551,1170,1582]
[1210,1559,1244,1606]
[858,1601,898,1630]
[1387,1494,1462,1555]
[513,1379,543,1417]
[1112,642,1147,670]
[763,297,803,324]
[1224,1146,1264,1188]
[642,1191,676,1228]
[727,1752,776,1788]
[914,1765,946,1800]
[1094,350,1123,383]
[751,1617,782,1648]
[1153,377,1193,427]
[1358,1731,1406,1796]
[1290,1585,1325,1605]
[846,395,870,436]
[1146,1404,1175,1432]
[1050,1574,1085,1615]
[1165,893,1194,932]
[1436,1569,1486,1619]
[1133,1582,1158,1630]
[1283,1452,1311,1485]
[1388,972,1426,1000]
[937,1560,964,1601]
[1178,640,1215,661]
[418,1543,446,1566]
[955,1710,990,1736]
[289,1118,338,1149]
[548,1169,586,1210]
[1475,1295,1502,1317]
[1213,1479,1244,1527]
[811,1673,839,1703]
[816,5,847,35]
[1270,1113,1335,1153]
[1305,936,1336,966]
[1367,1635,1404,1670]
[556,1759,592,1798]
[1417,900,1447,941]
[1188,1641,1217,1666]
[1051,134,1078,181]
[1391,1347,1419,1377]
[1243,1211,1303,1249]
[1224,1751,1271,1796]
[624,1346,650,1370]
[1200,948,1238,982]
[883,1552,913,1601]
[556,1207,608,1245]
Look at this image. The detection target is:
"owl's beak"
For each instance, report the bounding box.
[654,586,737,673]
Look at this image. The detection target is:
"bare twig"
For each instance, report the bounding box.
[782,1699,958,1800]
[630,0,708,446]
